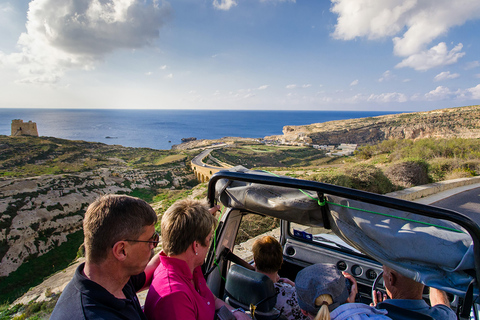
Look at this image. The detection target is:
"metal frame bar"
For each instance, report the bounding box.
[208,170,480,288]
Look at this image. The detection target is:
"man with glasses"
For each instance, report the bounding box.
[51,194,160,320]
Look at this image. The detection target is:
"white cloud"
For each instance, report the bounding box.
[145,71,153,76]
[467,84,480,99]
[213,0,237,11]
[434,71,460,82]
[395,43,465,71]
[0,0,171,84]
[424,86,452,101]
[466,61,480,69]
[367,92,407,103]
[258,85,269,90]
[302,84,311,88]
[286,84,297,89]
[160,65,167,70]
[378,70,393,82]
[165,73,173,79]
[350,79,359,86]
[330,0,480,69]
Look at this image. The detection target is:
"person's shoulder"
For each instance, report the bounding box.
[430,304,457,320]
[50,280,85,320]
[275,281,295,290]
[332,303,389,320]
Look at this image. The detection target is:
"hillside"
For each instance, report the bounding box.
[267,105,480,145]
[0,136,197,283]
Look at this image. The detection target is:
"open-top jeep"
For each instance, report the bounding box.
[203,167,480,320]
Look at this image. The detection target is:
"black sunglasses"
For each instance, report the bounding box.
[124,232,160,248]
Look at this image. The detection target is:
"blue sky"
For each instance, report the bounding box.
[0,0,479,111]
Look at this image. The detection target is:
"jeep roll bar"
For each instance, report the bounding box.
[207,170,480,293]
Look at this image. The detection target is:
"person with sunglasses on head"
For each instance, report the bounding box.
[51,194,161,320]
[295,263,391,320]
[144,199,251,320]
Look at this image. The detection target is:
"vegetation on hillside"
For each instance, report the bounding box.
[210,143,333,168]
[212,138,480,194]
[0,135,192,178]
[0,231,84,306]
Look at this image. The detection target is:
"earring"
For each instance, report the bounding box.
[195,252,198,255]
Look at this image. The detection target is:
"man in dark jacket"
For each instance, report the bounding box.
[51,194,160,320]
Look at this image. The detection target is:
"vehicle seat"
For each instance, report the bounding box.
[377,302,435,320]
[224,264,287,320]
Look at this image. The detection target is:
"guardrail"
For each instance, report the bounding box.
[386,176,480,201]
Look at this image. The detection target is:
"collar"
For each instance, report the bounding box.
[381,299,430,310]
[73,262,133,309]
[159,251,194,281]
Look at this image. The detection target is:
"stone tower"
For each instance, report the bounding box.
[11,119,39,137]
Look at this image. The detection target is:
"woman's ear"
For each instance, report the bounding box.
[112,241,128,261]
[192,241,198,255]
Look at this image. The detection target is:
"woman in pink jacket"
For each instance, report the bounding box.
[144,199,250,320]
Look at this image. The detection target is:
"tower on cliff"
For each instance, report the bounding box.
[11,119,39,137]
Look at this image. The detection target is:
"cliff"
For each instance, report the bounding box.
[267,105,480,145]
[0,136,196,278]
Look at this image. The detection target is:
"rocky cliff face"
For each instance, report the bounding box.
[272,106,480,145]
[0,166,192,277]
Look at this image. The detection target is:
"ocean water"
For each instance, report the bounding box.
[0,109,398,150]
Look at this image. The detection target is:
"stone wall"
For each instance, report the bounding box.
[11,119,39,137]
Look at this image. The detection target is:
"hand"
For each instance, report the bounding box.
[342,272,358,303]
[209,205,221,215]
[370,290,388,307]
[279,277,295,286]
[233,311,252,320]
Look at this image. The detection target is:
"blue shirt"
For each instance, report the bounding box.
[380,299,456,320]
[50,262,147,320]
[330,303,391,320]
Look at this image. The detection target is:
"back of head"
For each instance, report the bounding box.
[295,263,349,317]
[252,235,283,273]
[161,199,217,256]
[83,194,157,264]
[383,266,425,300]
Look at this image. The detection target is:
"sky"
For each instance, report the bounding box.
[0,0,479,111]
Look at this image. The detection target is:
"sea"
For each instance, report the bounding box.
[0,109,400,150]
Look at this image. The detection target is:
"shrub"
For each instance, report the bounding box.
[384,160,430,188]
[444,169,475,180]
[311,164,395,194]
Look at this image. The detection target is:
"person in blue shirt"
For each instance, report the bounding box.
[295,263,391,320]
[373,265,456,320]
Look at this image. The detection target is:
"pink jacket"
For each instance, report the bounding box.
[144,252,216,320]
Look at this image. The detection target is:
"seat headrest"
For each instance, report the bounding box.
[225,264,277,312]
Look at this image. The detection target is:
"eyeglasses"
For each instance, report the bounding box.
[124,232,160,248]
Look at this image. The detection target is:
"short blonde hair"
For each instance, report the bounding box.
[252,236,283,273]
[161,199,217,256]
